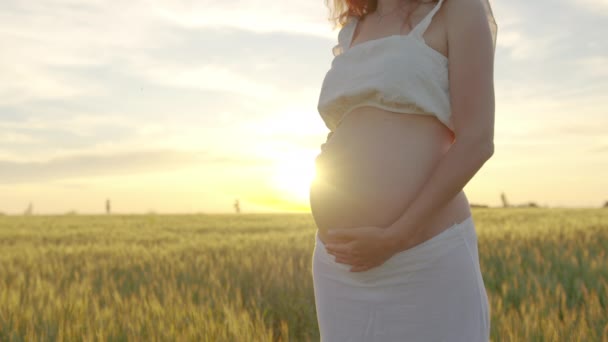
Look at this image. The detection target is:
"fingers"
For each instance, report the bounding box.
[332,253,354,263]
[332,255,375,272]
[325,241,355,254]
[326,242,364,266]
[327,250,350,259]
[325,246,351,257]
[328,250,357,264]
[336,258,367,268]
[334,256,350,264]
[327,228,354,241]
[330,253,365,267]
[325,235,352,244]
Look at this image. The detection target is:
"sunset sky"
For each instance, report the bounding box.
[1,0,607,214]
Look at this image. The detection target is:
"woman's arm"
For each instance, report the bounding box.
[324,0,497,272]
[381,0,496,251]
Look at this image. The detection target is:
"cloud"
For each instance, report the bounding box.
[134,63,280,101]
[0,132,43,145]
[121,24,334,101]
[0,148,268,184]
[0,0,335,167]
[0,0,335,105]
[496,29,567,61]
[0,0,334,140]
[589,144,608,153]
[150,0,332,36]
[553,122,608,137]
[574,0,608,15]
[492,1,607,125]
[0,112,138,160]
[0,3,144,104]
[572,55,608,79]
[1,0,607,195]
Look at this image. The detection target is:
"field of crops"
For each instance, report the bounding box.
[1,208,606,341]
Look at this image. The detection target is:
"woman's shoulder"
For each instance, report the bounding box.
[443,0,497,49]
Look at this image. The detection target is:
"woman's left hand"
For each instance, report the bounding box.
[324,226,398,272]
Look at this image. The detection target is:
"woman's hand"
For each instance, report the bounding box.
[324,226,400,272]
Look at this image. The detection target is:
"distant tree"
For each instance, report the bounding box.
[500,192,509,208]
[106,198,111,215]
[234,198,241,214]
[24,202,33,216]
[65,210,78,215]
[603,200,608,208]
[527,201,539,208]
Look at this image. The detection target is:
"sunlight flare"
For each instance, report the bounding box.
[271,150,318,204]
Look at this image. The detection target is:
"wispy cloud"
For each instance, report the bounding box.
[0,0,607,210]
[0,148,269,184]
[150,0,331,35]
[589,144,608,153]
[575,0,608,15]
[572,55,608,79]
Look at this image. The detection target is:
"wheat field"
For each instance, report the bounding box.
[0,208,607,341]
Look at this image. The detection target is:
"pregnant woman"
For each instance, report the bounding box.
[309,0,497,340]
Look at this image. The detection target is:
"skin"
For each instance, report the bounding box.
[317,0,495,272]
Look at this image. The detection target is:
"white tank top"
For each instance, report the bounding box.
[317,0,453,134]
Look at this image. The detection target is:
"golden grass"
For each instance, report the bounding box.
[0,208,606,341]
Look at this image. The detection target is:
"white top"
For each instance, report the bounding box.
[317,0,453,133]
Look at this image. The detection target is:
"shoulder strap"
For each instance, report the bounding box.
[410,0,445,39]
[333,16,358,56]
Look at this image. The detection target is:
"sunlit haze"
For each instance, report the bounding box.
[1,0,607,214]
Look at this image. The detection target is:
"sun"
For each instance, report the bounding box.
[271,150,318,205]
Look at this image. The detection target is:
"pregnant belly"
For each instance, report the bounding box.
[309,107,454,238]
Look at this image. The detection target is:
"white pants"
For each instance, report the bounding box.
[312,215,490,342]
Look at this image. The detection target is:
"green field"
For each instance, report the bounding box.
[1,208,607,341]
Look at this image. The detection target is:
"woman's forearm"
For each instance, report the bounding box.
[381,137,494,252]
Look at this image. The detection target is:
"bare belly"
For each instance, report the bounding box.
[309,106,472,250]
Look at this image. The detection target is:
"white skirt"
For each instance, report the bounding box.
[312,215,490,342]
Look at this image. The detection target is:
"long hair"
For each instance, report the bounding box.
[324,0,497,51]
[324,0,436,29]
